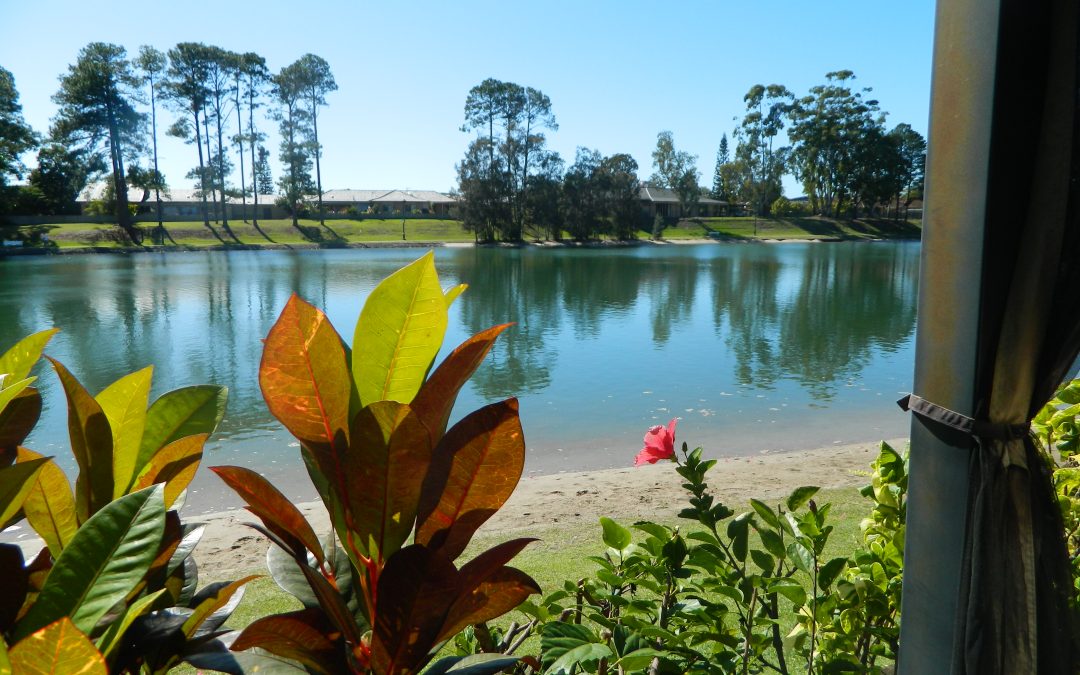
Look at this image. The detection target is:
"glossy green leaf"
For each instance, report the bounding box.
[727,513,751,562]
[785,486,820,512]
[232,608,341,675]
[819,556,848,590]
[600,517,632,551]
[758,529,786,559]
[749,498,780,529]
[415,399,524,560]
[260,295,350,449]
[0,329,58,382]
[541,622,612,675]
[130,433,206,508]
[95,366,152,497]
[48,358,113,521]
[769,578,808,607]
[343,401,430,562]
[0,456,48,528]
[411,324,511,444]
[18,447,77,554]
[371,545,461,675]
[137,385,227,479]
[16,485,166,640]
[787,541,815,575]
[9,617,106,675]
[353,251,448,406]
[211,465,325,566]
[427,654,521,675]
[750,548,775,574]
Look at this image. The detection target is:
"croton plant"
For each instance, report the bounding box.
[204,251,540,674]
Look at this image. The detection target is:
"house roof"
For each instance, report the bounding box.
[78,183,455,204]
[638,185,728,205]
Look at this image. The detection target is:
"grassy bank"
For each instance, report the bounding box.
[218,486,868,653]
[1,215,920,253]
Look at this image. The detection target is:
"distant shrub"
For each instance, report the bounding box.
[771,196,812,216]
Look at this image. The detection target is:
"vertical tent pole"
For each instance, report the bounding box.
[897,0,1000,671]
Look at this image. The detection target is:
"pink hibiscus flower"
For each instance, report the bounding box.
[634,418,678,466]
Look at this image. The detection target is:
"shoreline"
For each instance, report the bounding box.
[172,439,907,578]
[0,234,919,258]
[0,439,905,579]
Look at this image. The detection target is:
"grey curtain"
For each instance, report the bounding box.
[953,0,1080,670]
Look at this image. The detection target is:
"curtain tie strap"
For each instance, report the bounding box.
[897,393,1030,441]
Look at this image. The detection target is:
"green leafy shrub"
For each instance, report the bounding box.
[466,426,909,674]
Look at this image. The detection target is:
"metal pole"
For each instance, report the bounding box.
[897,0,1000,672]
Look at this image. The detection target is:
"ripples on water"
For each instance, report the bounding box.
[0,242,919,510]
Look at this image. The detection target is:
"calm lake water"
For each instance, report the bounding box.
[0,242,919,512]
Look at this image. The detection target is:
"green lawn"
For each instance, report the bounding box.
[217,486,870,659]
[1,216,919,252]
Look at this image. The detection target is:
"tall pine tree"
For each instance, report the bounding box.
[712,133,730,200]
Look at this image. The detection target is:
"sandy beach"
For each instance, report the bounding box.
[190,438,904,579]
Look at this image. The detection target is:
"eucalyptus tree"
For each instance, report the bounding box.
[650,130,700,219]
[0,66,38,209]
[787,71,882,217]
[733,83,792,217]
[598,153,641,239]
[163,42,212,227]
[271,61,315,229]
[292,54,336,226]
[136,45,167,236]
[234,52,269,226]
[52,43,145,239]
[887,123,926,218]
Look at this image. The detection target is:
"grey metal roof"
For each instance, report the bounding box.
[638,185,728,205]
[78,183,454,204]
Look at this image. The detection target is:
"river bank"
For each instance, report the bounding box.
[0,216,921,256]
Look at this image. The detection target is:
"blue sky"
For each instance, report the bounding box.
[0,0,936,195]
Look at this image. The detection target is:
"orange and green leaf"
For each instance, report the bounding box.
[0,456,49,529]
[261,294,351,449]
[371,545,460,675]
[47,358,113,521]
[211,465,325,566]
[416,399,525,560]
[411,323,511,444]
[345,401,431,562]
[232,608,342,675]
[8,617,106,675]
[131,433,206,509]
[17,448,77,554]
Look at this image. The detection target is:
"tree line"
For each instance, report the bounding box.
[0,43,336,243]
[714,71,926,220]
[456,71,926,243]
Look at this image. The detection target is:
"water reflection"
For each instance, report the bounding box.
[0,243,919,490]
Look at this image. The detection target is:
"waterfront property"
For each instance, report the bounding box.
[638,183,742,218]
[72,183,457,221]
